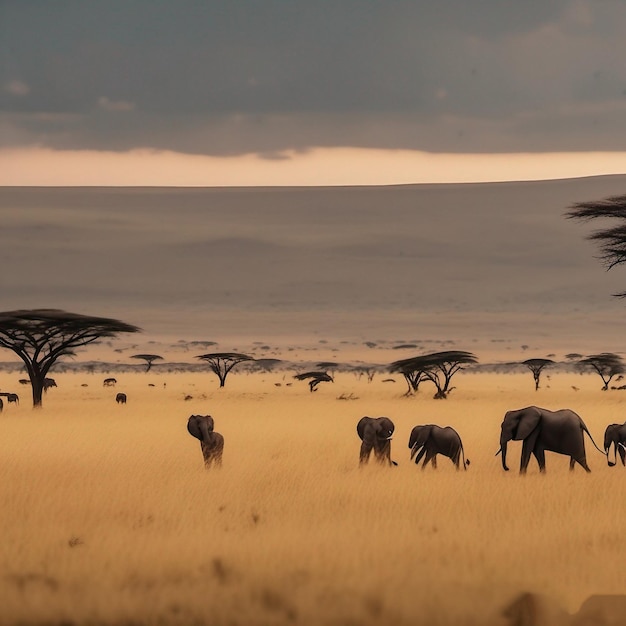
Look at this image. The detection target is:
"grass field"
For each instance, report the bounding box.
[1,369,625,625]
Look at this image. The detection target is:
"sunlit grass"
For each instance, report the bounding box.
[1,370,625,625]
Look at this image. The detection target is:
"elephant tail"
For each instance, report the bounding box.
[582,422,608,457]
[460,443,469,470]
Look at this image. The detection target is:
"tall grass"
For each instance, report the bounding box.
[1,371,625,625]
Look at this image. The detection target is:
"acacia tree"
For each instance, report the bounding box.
[522,358,554,391]
[0,309,140,407]
[566,195,626,295]
[578,353,625,390]
[293,371,334,392]
[197,352,254,387]
[390,351,478,399]
[131,353,163,372]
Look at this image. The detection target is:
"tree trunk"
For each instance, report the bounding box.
[31,376,44,408]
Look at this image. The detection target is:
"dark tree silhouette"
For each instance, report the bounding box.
[566,195,626,296]
[197,352,254,387]
[293,371,334,392]
[522,358,554,391]
[0,309,140,407]
[578,353,625,390]
[131,353,163,372]
[390,351,478,399]
[389,356,430,395]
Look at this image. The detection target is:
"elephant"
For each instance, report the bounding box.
[187,414,224,468]
[356,416,397,466]
[7,393,18,404]
[408,424,469,470]
[604,422,626,466]
[43,377,57,391]
[115,392,127,404]
[498,406,606,474]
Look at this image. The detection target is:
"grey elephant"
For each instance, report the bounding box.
[498,406,606,474]
[356,416,396,466]
[408,424,469,470]
[187,414,224,468]
[604,422,626,467]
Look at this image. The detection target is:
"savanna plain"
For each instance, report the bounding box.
[2,366,626,625]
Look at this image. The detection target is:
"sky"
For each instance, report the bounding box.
[1,1,625,185]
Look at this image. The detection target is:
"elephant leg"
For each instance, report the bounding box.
[533,447,546,473]
[520,439,533,474]
[619,444,626,466]
[431,454,437,469]
[573,456,591,473]
[413,447,427,466]
[422,449,436,470]
[452,449,461,470]
[375,440,392,465]
[359,441,373,465]
[569,457,576,471]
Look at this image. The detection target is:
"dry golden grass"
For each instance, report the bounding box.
[1,369,626,625]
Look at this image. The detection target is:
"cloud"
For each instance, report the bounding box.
[5,80,30,96]
[97,97,135,112]
[1,1,625,156]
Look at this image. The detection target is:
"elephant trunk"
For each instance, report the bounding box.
[500,440,510,471]
[607,442,616,467]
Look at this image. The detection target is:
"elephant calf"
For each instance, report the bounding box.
[187,414,224,468]
[604,421,626,467]
[357,416,397,466]
[408,424,469,470]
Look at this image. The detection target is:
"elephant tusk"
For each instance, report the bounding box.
[495,449,502,457]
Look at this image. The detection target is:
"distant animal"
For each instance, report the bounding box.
[187,414,224,468]
[0,398,3,412]
[604,422,626,467]
[43,378,57,391]
[18,379,29,385]
[356,416,396,466]
[103,378,117,387]
[498,406,606,474]
[148,383,155,387]
[408,424,469,470]
[115,392,127,404]
[5,393,19,405]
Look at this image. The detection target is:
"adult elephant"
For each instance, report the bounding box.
[187,415,224,468]
[356,416,396,466]
[498,406,606,474]
[408,424,469,470]
[604,422,626,467]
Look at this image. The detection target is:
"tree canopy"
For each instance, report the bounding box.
[578,353,625,390]
[566,195,626,296]
[390,351,478,399]
[0,309,140,407]
[522,358,554,391]
[131,353,163,372]
[196,352,254,387]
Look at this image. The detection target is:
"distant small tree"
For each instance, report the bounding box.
[578,353,625,390]
[390,351,478,399]
[0,309,140,407]
[293,371,334,392]
[522,358,554,391]
[197,352,254,387]
[131,353,163,372]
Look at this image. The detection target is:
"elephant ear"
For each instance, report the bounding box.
[515,408,541,440]
[187,416,203,440]
[356,417,371,441]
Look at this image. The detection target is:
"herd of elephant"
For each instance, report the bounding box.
[187,406,626,473]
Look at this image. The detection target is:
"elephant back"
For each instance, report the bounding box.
[187,415,215,440]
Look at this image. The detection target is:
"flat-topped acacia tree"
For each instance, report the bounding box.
[522,358,554,391]
[131,353,163,372]
[196,352,254,388]
[0,309,140,407]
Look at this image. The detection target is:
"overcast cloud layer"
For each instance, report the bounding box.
[2,1,626,157]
